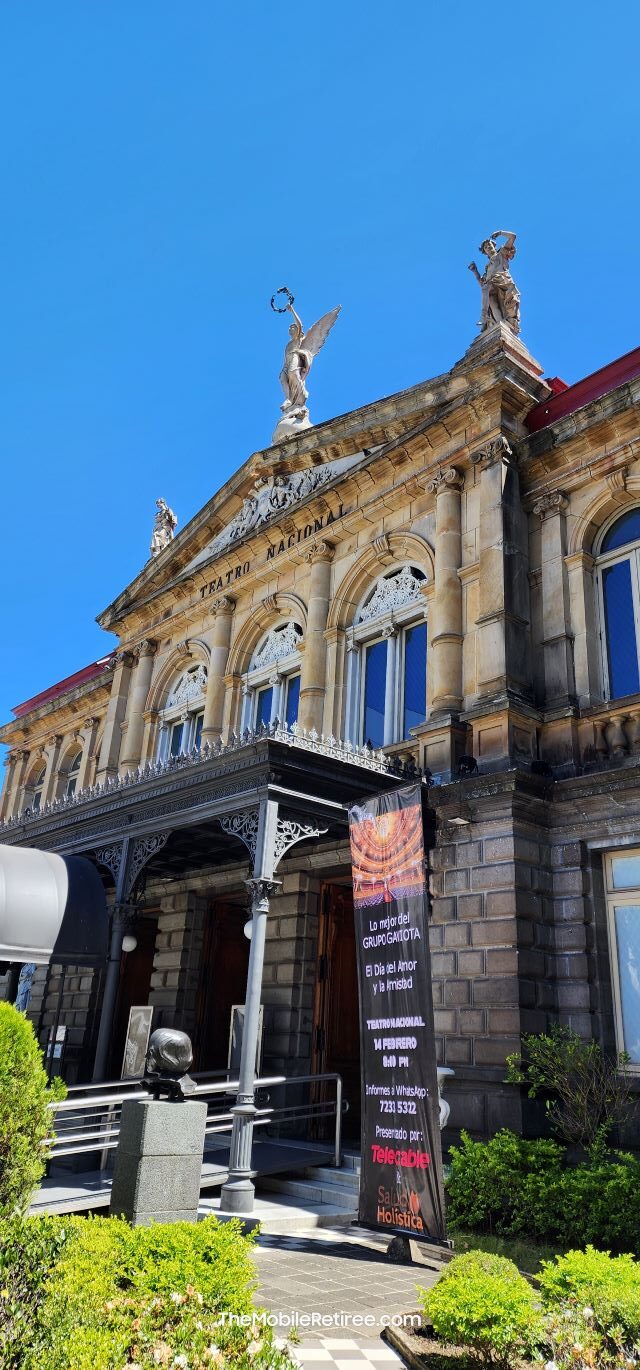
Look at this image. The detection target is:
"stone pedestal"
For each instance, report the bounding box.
[110,1098,207,1226]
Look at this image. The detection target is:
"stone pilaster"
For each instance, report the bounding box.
[532,491,575,709]
[298,542,334,733]
[201,597,236,744]
[5,749,30,818]
[77,717,101,792]
[428,465,464,714]
[471,436,530,702]
[40,735,64,807]
[119,640,157,774]
[96,651,134,781]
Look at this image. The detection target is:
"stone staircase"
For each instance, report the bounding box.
[245,1151,361,1232]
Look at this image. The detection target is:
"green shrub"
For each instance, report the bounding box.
[0,1215,72,1368]
[0,1002,65,1216]
[420,1250,543,1368]
[446,1129,640,1253]
[539,1245,640,1345]
[505,1023,636,1150]
[21,1213,297,1370]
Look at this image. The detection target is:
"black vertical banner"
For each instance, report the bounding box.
[349,784,447,1244]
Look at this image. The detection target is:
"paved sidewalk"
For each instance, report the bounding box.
[253,1224,440,1365]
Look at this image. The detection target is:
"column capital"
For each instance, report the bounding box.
[245,877,282,913]
[532,489,569,520]
[212,594,236,615]
[427,465,464,494]
[82,716,100,730]
[133,637,158,660]
[304,539,334,565]
[470,435,515,470]
[115,649,135,669]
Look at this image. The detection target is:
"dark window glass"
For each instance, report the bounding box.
[603,559,640,698]
[32,789,41,812]
[403,623,427,736]
[601,509,640,554]
[363,639,387,747]
[170,722,184,757]
[255,686,273,728]
[194,713,204,750]
[285,675,300,728]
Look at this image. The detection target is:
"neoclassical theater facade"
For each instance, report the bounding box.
[2,316,640,1141]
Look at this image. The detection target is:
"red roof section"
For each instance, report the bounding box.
[527,346,640,433]
[12,654,115,718]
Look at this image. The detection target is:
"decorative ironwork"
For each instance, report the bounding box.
[166,664,208,709]
[274,818,329,868]
[93,843,124,882]
[125,832,170,897]
[357,565,426,623]
[219,809,260,860]
[251,623,303,671]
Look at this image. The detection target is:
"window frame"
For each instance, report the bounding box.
[603,847,640,1072]
[64,751,82,798]
[595,512,640,702]
[241,622,303,732]
[346,566,428,747]
[157,664,207,761]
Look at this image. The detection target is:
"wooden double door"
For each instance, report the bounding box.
[312,884,361,1139]
[195,900,250,1072]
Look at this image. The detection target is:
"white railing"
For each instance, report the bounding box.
[47,1070,344,1170]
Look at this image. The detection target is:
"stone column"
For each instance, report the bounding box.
[77,718,100,792]
[201,596,236,745]
[566,552,598,706]
[4,750,30,819]
[298,541,334,733]
[96,652,134,782]
[382,624,398,746]
[428,466,464,714]
[41,735,64,807]
[0,754,18,821]
[119,640,158,774]
[533,491,575,708]
[471,436,529,701]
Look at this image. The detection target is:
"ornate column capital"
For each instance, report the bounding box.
[532,489,569,520]
[304,539,335,565]
[427,465,464,494]
[470,435,514,470]
[245,877,282,913]
[82,716,100,731]
[115,649,135,669]
[212,594,236,615]
[133,638,158,660]
[175,640,192,659]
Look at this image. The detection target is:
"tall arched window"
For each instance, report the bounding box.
[345,565,428,747]
[25,766,46,813]
[597,509,640,701]
[241,622,303,731]
[157,663,208,759]
[64,752,82,798]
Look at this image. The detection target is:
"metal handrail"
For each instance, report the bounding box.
[47,1071,343,1170]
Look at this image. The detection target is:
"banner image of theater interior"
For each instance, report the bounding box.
[349,783,447,1244]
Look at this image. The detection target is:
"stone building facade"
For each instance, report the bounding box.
[2,319,640,1142]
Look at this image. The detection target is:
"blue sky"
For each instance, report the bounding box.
[1,2,639,734]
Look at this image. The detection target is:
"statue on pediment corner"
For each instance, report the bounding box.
[149,498,178,558]
[468,230,520,335]
[271,287,341,444]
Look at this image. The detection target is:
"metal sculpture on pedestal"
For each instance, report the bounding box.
[468,231,520,335]
[143,1027,197,1101]
[271,286,341,444]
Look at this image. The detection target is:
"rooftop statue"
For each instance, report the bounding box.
[149,497,178,558]
[271,286,341,443]
[468,230,521,335]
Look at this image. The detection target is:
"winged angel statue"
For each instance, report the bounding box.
[272,289,341,443]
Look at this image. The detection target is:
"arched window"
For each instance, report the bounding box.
[345,565,428,747]
[25,766,46,813]
[241,622,303,731]
[597,508,640,701]
[65,752,82,798]
[157,662,207,760]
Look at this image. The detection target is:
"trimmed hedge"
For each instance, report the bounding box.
[0,1214,296,1370]
[0,1002,65,1217]
[420,1250,543,1369]
[446,1129,640,1252]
